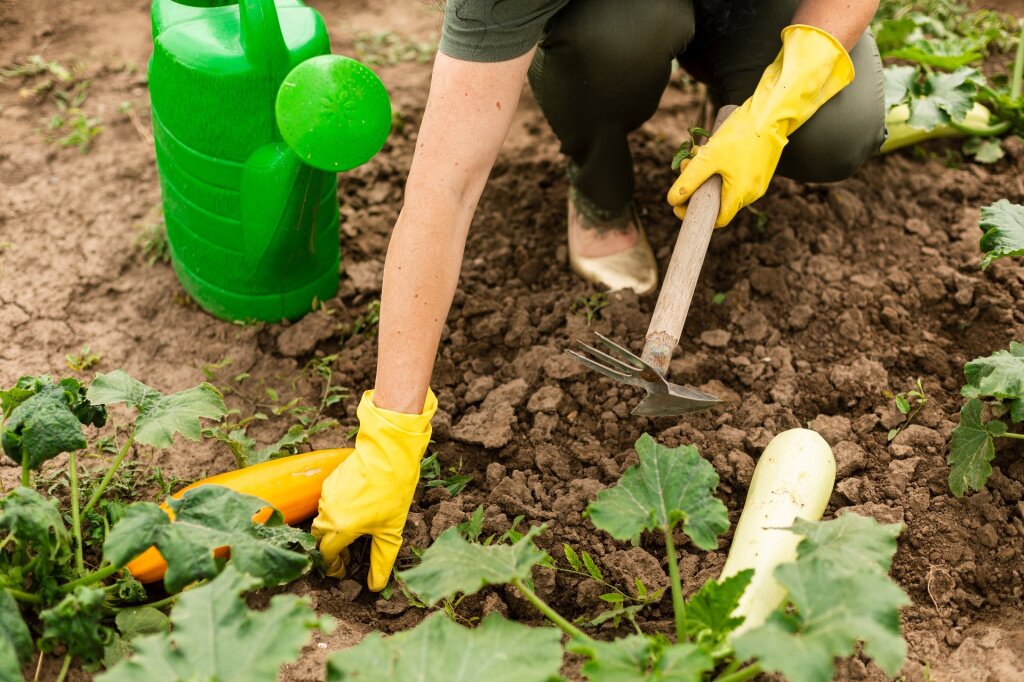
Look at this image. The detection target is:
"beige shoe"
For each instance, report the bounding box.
[567,196,659,296]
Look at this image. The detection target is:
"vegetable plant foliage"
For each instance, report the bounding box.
[0,369,328,679]
[365,437,909,682]
[949,342,1024,496]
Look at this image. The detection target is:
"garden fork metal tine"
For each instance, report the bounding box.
[565,348,635,384]
[574,339,643,375]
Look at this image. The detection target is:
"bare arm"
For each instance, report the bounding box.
[372,50,535,413]
[793,0,879,50]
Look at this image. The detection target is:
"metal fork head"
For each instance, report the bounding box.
[567,332,724,417]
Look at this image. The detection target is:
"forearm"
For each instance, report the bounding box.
[792,0,878,50]
[371,50,534,414]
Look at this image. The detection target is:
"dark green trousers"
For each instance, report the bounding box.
[528,0,886,222]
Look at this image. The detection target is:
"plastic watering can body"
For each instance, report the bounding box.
[150,0,338,322]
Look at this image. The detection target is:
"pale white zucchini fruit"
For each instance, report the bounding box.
[720,428,836,638]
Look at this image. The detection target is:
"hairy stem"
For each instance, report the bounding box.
[713,663,762,682]
[55,654,72,682]
[5,587,41,603]
[21,455,30,488]
[511,578,593,643]
[948,119,1013,137]
[663,526,686,641]
[61,563,119,592]
[1012,19,1024,104]
[82,431,135,517]
[69,450,84,574]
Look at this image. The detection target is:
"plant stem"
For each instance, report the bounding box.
[69,450,84,574]
[663,526,686,641]
[61,563,119,592]
[82,431,135,517]
[55,654,72,682]
[21,455,30,488]
[5,587,41,603]
[998,431,1024,440]
[713,663,762,682]
[948,119,1013,137]
[511,578,593,643]
[1011,19,1024,104]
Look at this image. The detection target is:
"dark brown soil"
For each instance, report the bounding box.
[2,1,1024,680]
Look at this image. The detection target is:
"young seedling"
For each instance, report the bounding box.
[571,292,609,326]
[420,452,473,496]
[885,378,929,441]
[66,345,102,372]
[671,126,712,170]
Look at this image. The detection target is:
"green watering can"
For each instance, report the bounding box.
[150,0,391,321]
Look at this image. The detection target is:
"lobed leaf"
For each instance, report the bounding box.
[398,526,546,605]
[88,370,227,448]
[789,515,903,574]
[103,485,314,593]
[979,201,1024,269]
[39,586,113,663]
[98,566,332,682]
[0,486,71,563]
[679,570,753,651]
[570,634,713,682]
[326,612,563,682]
[906,67,979,130]
[948,398,1005,497]
[587,435,728,549]
[0,591,32,681]
[1,376,105,468]
[734,560,909,682]
[963,340,1024,398]
[883,65,917,109]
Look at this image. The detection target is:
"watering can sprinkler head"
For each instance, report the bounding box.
[275,54,392,173]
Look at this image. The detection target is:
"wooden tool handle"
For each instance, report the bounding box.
[642,104,737,375]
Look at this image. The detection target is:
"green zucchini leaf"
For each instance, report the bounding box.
[569,634,713,682]
[788,515,903,574]
[1,376,106,468]
[0,591,32,681]
[733,559,909,682]
[979,200,1024,270]
[586,434,728,549]
[397,525,546,606]
[326,612,562,682]
[906,68,979,130]
[98,566,332,682]
[948,398,1006,497]
[679,570,753,652]
[103,485,314,593]
[39,586,113,663]
[0,486,70,563]
[87,370,226,448]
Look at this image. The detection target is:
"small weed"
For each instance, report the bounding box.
[711,292,727,305]
[670,126,711,170]
[884,378,929,441]
[66,344,102,371]
[351,30,437,67]
[46,81,102,152]
[349,299,381,337]
[136,212,170,265]
[420,452,472,496]
[572,293,608,326]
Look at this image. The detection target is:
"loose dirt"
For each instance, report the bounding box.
[2,1,1023,680]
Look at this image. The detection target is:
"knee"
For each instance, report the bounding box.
[777,32,886,182]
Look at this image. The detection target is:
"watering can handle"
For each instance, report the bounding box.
[239,0,291,85]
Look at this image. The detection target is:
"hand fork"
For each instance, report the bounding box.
[567,105,737,417]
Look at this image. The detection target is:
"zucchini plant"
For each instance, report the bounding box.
[0,370,330,680]
[329,433,909,682]
[949,342,1024,497]
[873,0,1024,162]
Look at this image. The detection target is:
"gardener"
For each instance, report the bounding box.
[312,0,885,590]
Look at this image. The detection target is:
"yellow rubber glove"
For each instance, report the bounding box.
[311,388,437,591]
[667,25,855,227]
